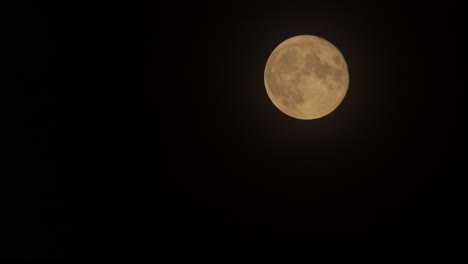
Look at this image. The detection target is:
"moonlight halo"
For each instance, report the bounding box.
[264,35,349,120]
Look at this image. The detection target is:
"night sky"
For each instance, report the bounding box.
[15,0,461,259]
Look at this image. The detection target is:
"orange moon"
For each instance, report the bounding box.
[264,35,349,120]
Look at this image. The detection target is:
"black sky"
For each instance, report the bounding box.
[15,0,462,260]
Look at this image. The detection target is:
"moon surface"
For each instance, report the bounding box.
[264,35,349,120]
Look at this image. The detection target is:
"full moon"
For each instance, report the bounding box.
[264,35,349,120]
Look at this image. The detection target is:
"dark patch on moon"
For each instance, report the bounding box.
[280,79,304,108]
[314,61,332,80]
[332,69,343,81]
[304,53,320,70]
[293,89,304,104]
[276,48,301,74]
[333,55,341,65]
[305,53,332,80]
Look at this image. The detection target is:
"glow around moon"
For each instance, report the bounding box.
[264,35,349,120]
